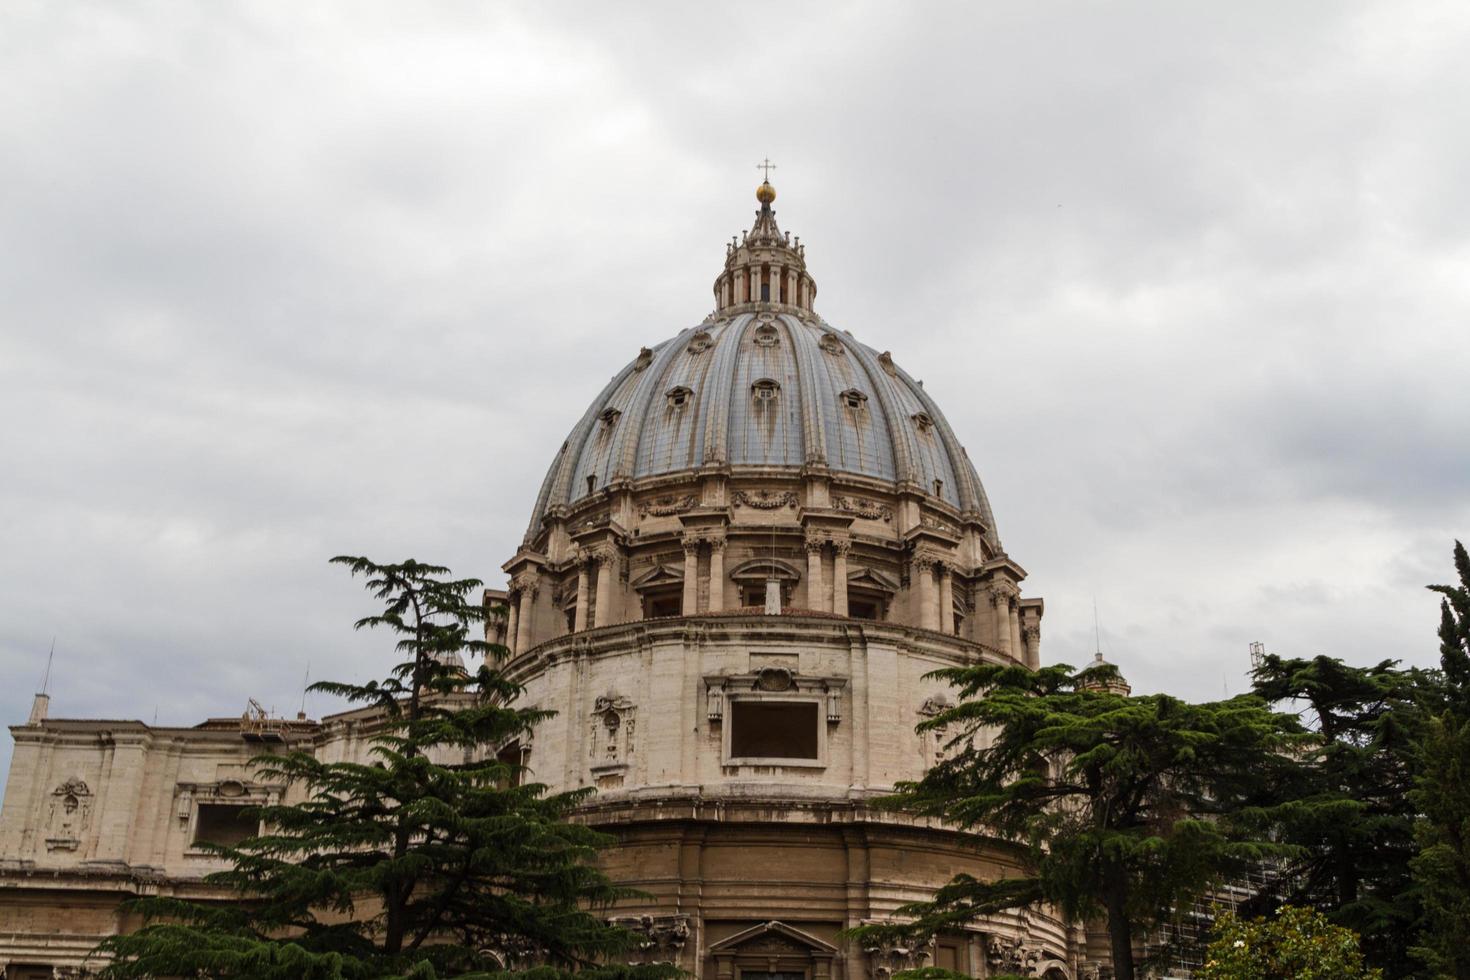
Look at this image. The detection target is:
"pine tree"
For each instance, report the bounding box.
[1410,540,1470,979]
[1247,654,1424,976]
[94,557,677,980]
[848,660,1307,980]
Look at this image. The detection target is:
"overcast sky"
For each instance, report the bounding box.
[3,1,1468,782]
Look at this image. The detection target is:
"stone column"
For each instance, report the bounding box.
[992,587,1012,656]
[594,551,616,627]
[916,555,939,631]
[734,269,745,304]
[831,539,850,617]
[938,564,954,635]
[1022,623,1041,669]
[505,592,520,655]
[1010,604,1024,662]
[708,537,726,612]
[515,583,535,654]
[573,557,590,632]
[682,536,701,615]
[806,536,826,612]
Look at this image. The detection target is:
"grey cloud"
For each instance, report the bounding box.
[3,1,1469,781]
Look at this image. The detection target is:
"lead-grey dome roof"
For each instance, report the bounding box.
[525,312,999,544]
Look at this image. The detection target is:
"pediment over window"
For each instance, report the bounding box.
[847,567,899,594]
[632,564,685,591]
[709,920,838,957]
[729,558,802,583]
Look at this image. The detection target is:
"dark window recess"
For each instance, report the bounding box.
[742,973,805,980]
[761,283,771,301]
[644,592,681,618]
[193,803,256,847]
[849,598,882,621]
[730,701,819,760]
[497,741,524,788]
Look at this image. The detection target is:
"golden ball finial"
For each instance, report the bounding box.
[756,180,776,205]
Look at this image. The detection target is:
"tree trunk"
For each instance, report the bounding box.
[1105,880,1135,980]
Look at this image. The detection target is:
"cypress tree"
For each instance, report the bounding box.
[1247,654,1424,976]
[849,659,1306,980]
[94,557,676,980]
[1411,540,1470,979]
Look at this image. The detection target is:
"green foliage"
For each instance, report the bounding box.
[1247,654,1426,975]
[94,557,676,980]
[848,660,1307,980]
[1197,905,1381,980]
[1410,540,1470,980]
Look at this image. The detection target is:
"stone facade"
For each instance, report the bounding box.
[0,183,1114,978]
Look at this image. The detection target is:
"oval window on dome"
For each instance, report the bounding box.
[666,386,693,409]
[599,407,621,428]
[819,334,845,356]
[687,331,712,354]
[911,411,935,433]
[751,378,781,403]
[753,323,779,348]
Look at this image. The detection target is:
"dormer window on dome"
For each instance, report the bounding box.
[840,388,868,411]
[819,333,845,356]
[753,323,779,347]
[912,411,935,433]
[666,386,693,409]
[751,378,781,403]
[687,331,712,354]
[599,407,621,428]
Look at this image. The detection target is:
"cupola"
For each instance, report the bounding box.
[713,174,817,314]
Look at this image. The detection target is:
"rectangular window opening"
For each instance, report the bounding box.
[729,700,819,760]
[193,803,256,848]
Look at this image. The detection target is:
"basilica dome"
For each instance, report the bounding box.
[524,313,1000,546]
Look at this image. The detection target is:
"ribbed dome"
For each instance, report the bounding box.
[525,312,1000,545]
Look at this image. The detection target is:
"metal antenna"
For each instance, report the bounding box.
[299,661,311,717]
[39,637,55,694]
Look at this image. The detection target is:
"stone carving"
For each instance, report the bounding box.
[686,331,712,354]
[863,934,934,980]
[590,693,636,766]
[834,495,893,522]
[918,694,951,718]
[756,666,794,692]
[744,934,806,954]
[46,777,93,852]
[819,333,845,355]
[984,932,1056,977]
[921,514,956,534]
[732,489,798,510]
[633,347,654,372]
[753,323,780,348]
[610,913,691,965]
[878,351,898,376]
[911,411,935,433]
[639,494,697,518]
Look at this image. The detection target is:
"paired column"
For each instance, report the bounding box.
[505,594,520,655]
[806,536,827,612]
[515,584,535,653]
[1010,605,1024,662]
[593,551,617,627]
[708,537,726,612]
[573,556,590,632]
[938,564,954,635]
[831,540,849,617]
[1022,624,1041,669]
[916,555,939,631]
[682,536,700,615]
[992,586,1012,656]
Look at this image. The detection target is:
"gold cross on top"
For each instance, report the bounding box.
[756,158,777,181]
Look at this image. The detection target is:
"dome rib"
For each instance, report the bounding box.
[610,330,696,482]
[783,316,829,466]
[841,337,924,488]
[700,315,747,466]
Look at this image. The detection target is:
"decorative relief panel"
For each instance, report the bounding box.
[45,777,93,852]
[638,494,696,517]
[732,489,798,510]
[590,692,636,789]
[833,495,893,522]
[609,913,691,966]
